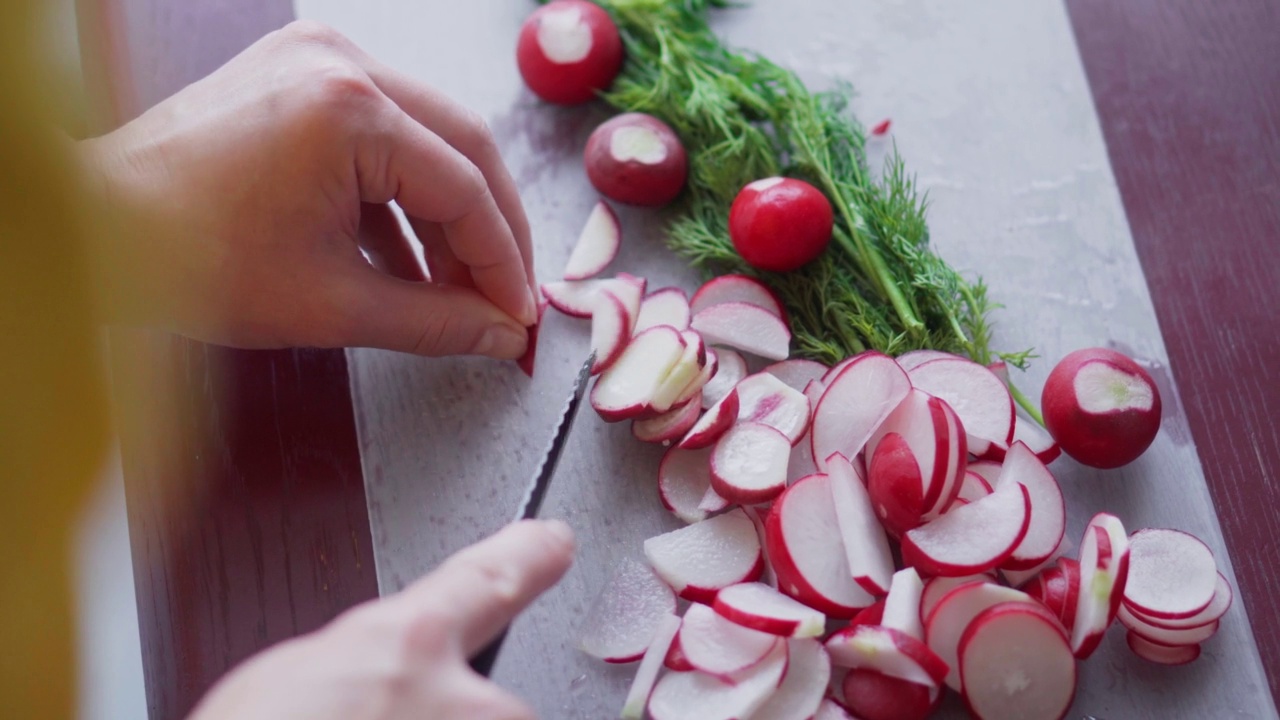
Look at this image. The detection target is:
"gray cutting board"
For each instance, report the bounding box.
[295,0,1276,716]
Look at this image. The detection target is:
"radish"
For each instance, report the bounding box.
[880,568,926,641]
[621,613,682,719]
[678,603,781,678]
[786,380,826,484]
[673,349,718,407]
[658,447,715,524]
[907,357,1015,457]
[763,359,829,392]
[635,395,703,444]
[664,636,696,672]
[592,326,687,422]
[741,506,777,589]
[516,0,624,105]
[827,453,895,597]
[563,200,621,280]
[578,558,679,663]
[1041,347,1162,469]
[919,574,993,626]
[955,470,993,504]
[923,580,1036,691]
[966,460,1002,488]
[516,300,545,377]
[851,599,886,628]
[747,638,831,720]
[958,602,1077,720]
[991,441,1065,571]
[895,349,957,373]
[711,422,792,505]
[1127,571,1231,629]
[814,699,856,720]
[1122,528,1217,620]
[647,641,788,720]
[635,287,692,334]
[810,352,912,472]
[1009,414,1062,464]
[590,289,633,374]
[901,481,1031,577]
[1024,563,1074,626]
[766,473,876,618]
[691,302,792,361]
[841,669,934,720]
[698,484,730,515]
[729,177,834,272]
[1117,605,1219,646]
[541,278,611,317]
[735,373,812,444]
[1125,631,1201,666]
[585,112,688,207]
[690,274,786,321]
[712,583,826,638]
[644,508,764,603]
[865,388,966,529]
[650,333,708,414]
[702,348,748,408]
[679,389,740,449]
[1070,513,1130,659]
[824,624,948,688]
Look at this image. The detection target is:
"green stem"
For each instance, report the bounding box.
[1008,379,1044,427]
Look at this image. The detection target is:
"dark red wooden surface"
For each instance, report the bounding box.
[1067,0,1280,703]
[82,2,380,719]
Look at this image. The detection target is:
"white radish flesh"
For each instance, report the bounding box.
[691,301,791,361]
[1127,571,1232,629]
[690,274,786,320]
[958,602,1077,720]
[810,352,912,472]
[920,575,992,625]
[679,602,781,678]
[966,460,1002,488]
[1010,414,1061,464]
[735,373,812,444]
[827,453,895,597]
[1123,528,1217,620]
[896,349,957,372]
[908,357,1015,457]
[679,389,740,450]
[1126,631,1201,666]
[578,558,679,663]
[901,482,1031,577]
[1070,513,1130,659]
[747,638,831,720]
[634,287,692,333]
[647,640,788,720]
[589,289,632,374]
[786,380,826,483]
[955,470,994,504]
[824,625,948,687]
[813,699,855,720]
[634,396,702,444]
[710,422,791,505]
[991,441,1066,571]
[923,580,1036,691]
[591,326,686,422]
[881,568,926,641]
[673,349,718,407]
[563,200,621,280]
[741,506,777,589]
[1118,605,1219,646]
[649,332,707,413]
[621,613,682,719]
[713,582,826,638]
[541,278,611,317]
[644,508,763,603]
[763,359,829,392]
[702,348,748,408]
[657,447,715,524]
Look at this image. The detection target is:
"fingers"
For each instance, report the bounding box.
[358,202,426,282]
[436,673,537,720]
[403,520,575,657]
[408,216,476,288]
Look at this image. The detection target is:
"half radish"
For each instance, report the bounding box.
[824,624,948,688]
[678,389,740,450]
[563,200,621,280]
[712,583,826,638]
[735,373,812,444]
[578,558,679,663]
[621,613,682,719]
[710,422,791,505]
[958,602,1076,720]
[1070,513,1130,659]
[690,274,786,320]
[647,640,788,720]
[901,481,1031,577]
[658,447,715,524]
[702,348,748,408]
[644,508,764,603]
[635,287,692,334]
[763,359,829,392]
[691,301,791,361]
[810,352,912,472]
[828,453,895,597]
[907,357,1015,457]
[1122,528,1217,620]
[880,568,926,642]
[991,441,1065,571]
[634,396,702,444]
[592,326,687,422]
[678,602,781,679]
[1125,631,1201,666]
[841,669,935,720]
[748,638,831,720]
[923,580,1036,691]
[865,388,965,532]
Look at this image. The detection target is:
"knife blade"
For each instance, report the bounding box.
[469,353,595,677]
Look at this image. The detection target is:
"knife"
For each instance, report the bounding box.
[469,353,595,677]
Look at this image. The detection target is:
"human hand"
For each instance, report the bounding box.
[189,519,574,720]
[81,21,538,359]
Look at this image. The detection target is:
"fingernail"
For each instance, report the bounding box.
[541,519,575,547]
[521,289,540,326]
[473,325,526,359]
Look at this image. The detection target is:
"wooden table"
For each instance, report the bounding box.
[92,0,1280,717]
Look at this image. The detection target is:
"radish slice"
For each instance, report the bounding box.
[1117,605,1219,646]
[579,558,679,663]
[851,599,886,628]
[698,484,730,514]
[814,699,856,720]
[865,388,965,528]
[741,506,777,589]
[563,200,621,280]
[590,290,633,375]
[786,380,826,483]
[645,508,764,603]
[811,352,912,472]
[542,278,611,317]
[679,602,781,678]
[908,358,1015,456]
[881,568,926,642]
[735,373,812,444]
[748,638,831,720]
[828,453,895,597]
[648,332,707,414]
[991,441,1065,571]
[958,602,1076,720]
[824,625,948,688]
[966,460,1002,488]
[610,273,647,319]
[702,348,748,408]
[674,349,718,407]
[692,301,791,361]
[647,640,789,720]
[690,274,786,320]
[763,359,829,392]
[1123,528,1217,620]
[1010,414,1061,464]
[1125,631,1201,665]
[955,470,993,504]
[679,389,740,449]
[664,635,696,672]
[767,474,875,618]
[841,669,935,720]
[713,583,826,638]
[635,396,702,444]
[1071,513,1130,659]
[924,398,967,518]
[1128,571,1232,629]
[621,613,682,719]
[923,580,1036,691]
[592,326,686,422]
[635,287,693,334]
[1024,565,1071,623]
[710,422,791,505]
[920,574,992,626]
[658,447,715,524]
[901,482,1031,577]
[896,349,957,372]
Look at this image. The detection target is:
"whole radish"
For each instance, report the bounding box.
[729,177,833,272]
[1041,347,1161,468]
[585,113,689,207]
[516,0,623,105]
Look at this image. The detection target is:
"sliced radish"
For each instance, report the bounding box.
[711,422,791,505]
[991,441,1065,571]
[811,352,912,472]
[786,380,826,482]
[611,273,647,318]
[966,460,1002,488]
[679,602,781,678]
[827,453,895,597]
[1042,347,1161,469]
[955,470,993,504]
[674,348,718,407]
[958,602,1076,720]
[712,583,826,638]
[766,473,875,618]
[1125,631,1201,665]
[865,388,965,531]
[1123,528,1217,620]
[649,334,708,414]
[1024,565,1071,625]
[841,668,935,720]
[621,613,682,719]
[763,359,829,392]
[578,558,679,663]
[896,350,957,372]
[1055,557,1082,631]
[748,638,831,720]
[664,635,696,672]
[592,326,686,422]
[924,398,967,518]
[1117,605,1219,646]
[735,373,812,444]
[908,357,1015,457]
[690,274,786,320]
[647,640,788,720]
[881,568,925,641]
[590,289,632,374]
[563,200,621,280]
[635,286,693,334]
[920,574,992,625]
[658,447,715,524]
[813,699,856,720]
[1010,414,1061,464]
[741,506,777,589]
[644,508,764,603]
[923,580,1036,691]
[516,299,546,378]
[851,599,886,628]
[869,434,930,537]
[701,349,747,410]
[679,389,740,449]
[901,481,1031,577]
[691,301,791,361]
[698,484,730,514]
[541,278,611,317]
[1128,571,1232,629]
[824,624,948,688]
[1070,513,1130,659]
[635,396,702,444]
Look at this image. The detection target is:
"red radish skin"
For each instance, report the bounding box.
[647,641,788,720]
[516,300,545,377]
[657,447,715,524]
[649,333,708,414]
[697,484,730,515]
[867,433,927,537]
[590,289,633,374]
[810,352,912,472]
[828,453,895,597]
[563,200,621,280]
[673,349,717,407]
[690,274,786,321]
[958,602,1077,720]
[713,583,826,638]
[701,348,747,408]
[1128,571,1232,629]
[1118,605,1220,646]
[516,0,623,105]
[634,393,702,443]
[741,506,778,589]
[729,177,834,272]
[920,575,992,626]
[644,508,764,603]
[824,625,949,687]
[864,388,962,521]
[578,558,678,663]
[634,287,692,334]
[691,301,792,361]
[814,699,857,720]
[763,359,829,392]
[1041,347,1162,469]
[901,482,1031,577]
[621,613,682,719]
[678,603,781,679]
[1070,514,1130,660]
[585,112,688,207]
[663,635,696,672]
[710,422,791,505]
[1125,631,1202,666]
[852,599,886,628]
[1055,557,1082,631]
[841,669,933,720]
[907,357,1016,457]
[591,326,687,422]
[541,278,611,317]
[923,580,1036,691]
[1123,528,1217,620]
[734,373,812,444]
[992,441,1066,571]
[955,470,994,504]
[748,638,831,720]
[678,388,740,450]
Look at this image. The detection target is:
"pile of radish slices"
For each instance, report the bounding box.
[545,203,1231,719]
